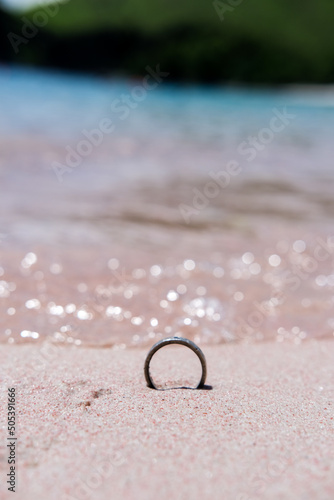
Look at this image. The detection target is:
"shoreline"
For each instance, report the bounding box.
[1,339,333,500]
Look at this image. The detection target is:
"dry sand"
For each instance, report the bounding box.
[1,340,334,500]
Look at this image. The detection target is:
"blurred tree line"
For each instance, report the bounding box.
[1,0,334,83]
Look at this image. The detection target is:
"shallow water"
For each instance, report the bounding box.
[1,66,334,347]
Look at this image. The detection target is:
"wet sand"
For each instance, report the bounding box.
[1,340,333,500]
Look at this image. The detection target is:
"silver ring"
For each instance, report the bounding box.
[144,336,207,389]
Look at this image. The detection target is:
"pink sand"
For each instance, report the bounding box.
[1,340,333,500]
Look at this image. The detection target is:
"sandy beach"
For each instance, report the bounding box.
[1,340,333,500]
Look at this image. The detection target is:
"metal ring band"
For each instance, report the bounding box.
[144,336,207,389]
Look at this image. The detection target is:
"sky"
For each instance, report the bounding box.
[1,0,51,10]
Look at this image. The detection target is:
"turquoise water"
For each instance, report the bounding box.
[1,65,334,143]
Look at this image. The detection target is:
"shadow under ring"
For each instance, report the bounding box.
[144,336,207,390]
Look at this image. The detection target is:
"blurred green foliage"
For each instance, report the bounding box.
[2,0,334,83]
